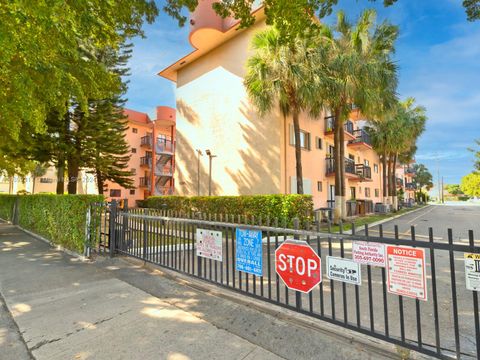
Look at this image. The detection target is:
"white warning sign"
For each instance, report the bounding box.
[386,245,427,301]
[196,229,223,261]
[327,256,361,285]
[465,253,480,291]
[352,241,386,267]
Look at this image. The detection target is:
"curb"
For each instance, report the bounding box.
[117,256,430,360]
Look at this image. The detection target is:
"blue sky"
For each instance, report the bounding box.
[126,0,480,188]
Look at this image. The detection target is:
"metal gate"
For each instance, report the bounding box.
[88,201,480,359]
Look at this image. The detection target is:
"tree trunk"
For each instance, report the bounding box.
[333,109,345,221]
[67,156,79,194]
[8,176,13,194]
[56,159,65,194]
[392,154,398,211]
[32,176,36,195]
[382,153,388,203]
[292,110,303,194]
[96,169,104,196]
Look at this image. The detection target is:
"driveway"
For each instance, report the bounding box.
[367,205,480,242]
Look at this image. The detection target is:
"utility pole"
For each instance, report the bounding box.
[196,149,202,196]
[441,176,444,204]
[206,149,217,196]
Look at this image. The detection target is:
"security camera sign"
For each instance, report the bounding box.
[386,245,427,301]
[327,256,361,285]
[464,253,480,291]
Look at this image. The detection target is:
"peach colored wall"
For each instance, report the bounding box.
[173,18,385,209]
[175,20,283,197]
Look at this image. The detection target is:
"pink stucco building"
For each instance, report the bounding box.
[158,2,391,213]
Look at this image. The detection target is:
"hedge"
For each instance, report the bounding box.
[0,194,103,253]
[0,194,16,221]
[140,194,314,227]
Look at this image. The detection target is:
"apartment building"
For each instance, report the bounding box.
[104,106,176,205]
[158,2,384,211]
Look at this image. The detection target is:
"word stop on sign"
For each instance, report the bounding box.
[275,240,322,293]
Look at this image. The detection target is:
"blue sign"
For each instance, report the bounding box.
[236,228,263,276]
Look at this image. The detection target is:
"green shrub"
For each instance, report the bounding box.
[0,194,103,253]
[141,194,313,227]
[0,194,17,221]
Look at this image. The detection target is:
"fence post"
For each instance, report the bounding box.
[109,200,117,258]
[84,206,92,258]
[143,208,148,261]
[293,218,302,311]
[121,200,129,252]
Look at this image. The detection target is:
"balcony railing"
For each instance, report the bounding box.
[349,129,372,146]
[140,135,152,148]
[139,177,150,187]
[355,164,372,180]
[405,182,417,190]
[326,157,356,176]
[140,156,152,167]
[157,138,175,154]
[324,116,354,135]
[155,165,173,177]
[155,186,174,196]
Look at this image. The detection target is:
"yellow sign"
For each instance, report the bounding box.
[464,253,480,260]
[464,253,480,291]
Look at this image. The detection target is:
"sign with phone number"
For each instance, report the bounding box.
[352,241,386,267]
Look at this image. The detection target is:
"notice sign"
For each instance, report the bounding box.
[386,246,427,301]
[464,253,480,291]
[327,256,361,285]
[236,228,263,276]
[352,241,386,267]
[196,229,223,261]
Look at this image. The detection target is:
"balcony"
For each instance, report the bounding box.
[140,135,152,148]
[324,116,355,140]
[139,177,150,188]
[156,138,175,154]
[405,182,417,191]
[355,164,372,181]
[155,164,174,177]
[326,157,357,178]
[348,129,372,149]
[405,167,416,175]
[140,156,152,167]
[155,186,174,196]
[396,177,404,187]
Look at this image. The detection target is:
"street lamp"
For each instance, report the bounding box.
[196,149,202,196]
[205,149,217,196]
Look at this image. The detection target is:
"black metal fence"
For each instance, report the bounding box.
[87,202,480,359]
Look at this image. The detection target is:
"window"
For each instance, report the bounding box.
[130,168,136,175]
[348,154,355,161]
[131,148,136,154]
[365,187,371,198]
[350,187,356,199]
[289,125,311,150]
[364,159,370,166]
[132,128,138,133]
[130,189,135,195]
[375,188,379,197]
[317,181,322,192]
[110,189,121,197]
[315,137,322,149]
[374,164,379,173]
[328,145,335,156]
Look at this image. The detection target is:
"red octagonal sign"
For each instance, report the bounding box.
[275,240,322,293]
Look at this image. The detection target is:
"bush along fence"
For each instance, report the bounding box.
[91,201,480,360]
[0,194,103,254]
[140,194,314,228]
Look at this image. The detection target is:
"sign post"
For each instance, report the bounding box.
[275,240,322,293]
[235,228,263,276]
[386,245,427,301]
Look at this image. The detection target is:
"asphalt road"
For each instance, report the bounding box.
[367,204,480,243]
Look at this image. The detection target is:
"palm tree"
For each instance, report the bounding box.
[244,28,319,194]
[311,9,398,220]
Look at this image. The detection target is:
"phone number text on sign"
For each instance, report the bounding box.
[352,241,386,267]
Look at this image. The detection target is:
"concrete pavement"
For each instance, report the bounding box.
[0,221,417,360]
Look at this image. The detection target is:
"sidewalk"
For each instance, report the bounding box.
[0,222,415,360]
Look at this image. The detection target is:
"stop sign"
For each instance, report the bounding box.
[275,240,322,293]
